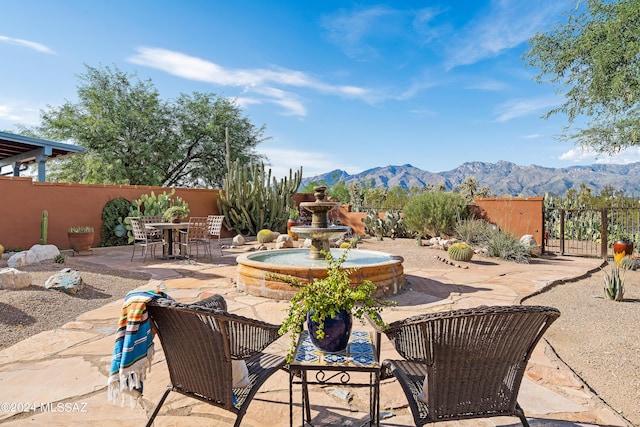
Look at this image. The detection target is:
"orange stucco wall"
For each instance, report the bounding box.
[472,197,544,245]
[0,176,228,250]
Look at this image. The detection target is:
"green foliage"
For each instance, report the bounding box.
[361,209,408,240]
[53,254,66,264]
[348,182,366,212]
[402,190,470,238]
[486,231,530,264]
[162,205,191,222]
[68,226,94,233]
[448,242,474,262]
[619,256,638,271]
[34,64,266,187]
[125,190,188,242]
[525,0,640,153]
[603,263,625,301]
[257,229,275,243]
[327,180,350,204]
[40,210,48,245]
[217,160,302,236]
[99,198,132,247]
[288,207,300,220]
[455,218,496,246]
[455,177,493,203]
[271,248,394,362]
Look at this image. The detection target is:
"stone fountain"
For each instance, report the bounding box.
[291,186,350,260]
[235,186,405,299]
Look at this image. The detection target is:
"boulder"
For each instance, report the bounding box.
[302,238,312,248]
[275,234,294,249]
[8,244,59,268]
[45,268,84,294]
[232,235,246,246]
[0,268,32,290]
[520,235,542,257]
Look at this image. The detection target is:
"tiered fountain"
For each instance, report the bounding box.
[236,186,404,299]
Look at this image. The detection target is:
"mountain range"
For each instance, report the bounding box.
[300,161,640,197]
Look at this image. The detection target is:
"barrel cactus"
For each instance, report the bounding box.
[448,242,474,262]
[257,229,275,243]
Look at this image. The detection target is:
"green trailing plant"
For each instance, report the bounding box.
[486,230,530,264]
[603,264,625,301]
[619,256,639,271]
[270,247,394,362]
[448,242,474,262]
[54,254,65,264]
[100,198,132,247]
[68,226,94,233]
[217,160,302,236]
[257,229,275,243]
[40,210,48,245]
[162,205,191,222]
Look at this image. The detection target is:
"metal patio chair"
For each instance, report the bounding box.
[372,305,560,426]
[144,297,286,427]
[128,217,165,262]
[207,215,225,256]
[175,216,211,260]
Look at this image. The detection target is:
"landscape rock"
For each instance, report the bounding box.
[0,268,32,290]
[45,268,84,294]
[520,235,542,257]
[8,245,60,268]
[302,238,312,248]
[232,235,246,246]
[275,234,294,249]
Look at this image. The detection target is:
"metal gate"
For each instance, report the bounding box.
[544,204,640,258]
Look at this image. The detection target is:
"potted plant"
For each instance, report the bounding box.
[67,226,95,252]
[163,205,190,223]
[613,235,634,257]
[273,247,393,361]
[287,207,300,240]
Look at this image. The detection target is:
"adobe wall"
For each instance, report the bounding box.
[0,176,228,250]
[472,197,544,245]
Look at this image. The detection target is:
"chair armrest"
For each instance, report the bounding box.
[225,313,282,359]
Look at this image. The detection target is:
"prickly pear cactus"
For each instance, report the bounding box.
[257,229,275,243]
[448,242,474,262]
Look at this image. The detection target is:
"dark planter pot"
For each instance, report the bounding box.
[307,310,352,353]
[613,240,634,256]
[68,232,94,252]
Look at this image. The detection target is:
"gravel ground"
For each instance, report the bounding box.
[1,239,639,425]
[0,255,150,350]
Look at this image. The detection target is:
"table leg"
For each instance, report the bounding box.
[289,369,293,427]
[302,371,311,425]
[165,229,173,256]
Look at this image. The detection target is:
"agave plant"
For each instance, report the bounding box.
[603,264,625,301]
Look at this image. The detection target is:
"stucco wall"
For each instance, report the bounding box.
[472,197,544,245]
[0,176,226,250]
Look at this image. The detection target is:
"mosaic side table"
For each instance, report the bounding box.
[289,330,381,426]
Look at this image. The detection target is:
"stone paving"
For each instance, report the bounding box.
[0,240,631,426]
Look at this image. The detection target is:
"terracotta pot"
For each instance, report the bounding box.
[287,219,300,240]
[613,240,634,256]
[68,231,94,252]
[307,310,352,353]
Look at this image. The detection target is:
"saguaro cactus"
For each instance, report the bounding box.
[40,210,48,245]
[217,160,302,236]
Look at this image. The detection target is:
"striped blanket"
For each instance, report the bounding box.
[107,289,170,406]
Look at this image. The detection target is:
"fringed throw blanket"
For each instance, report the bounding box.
[107,289,170,406]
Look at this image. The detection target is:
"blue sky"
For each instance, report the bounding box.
[2,0,639,180]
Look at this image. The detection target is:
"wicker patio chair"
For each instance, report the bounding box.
[373,305,560,426]
[175,216,211,260]
[144,297,286,427]
[128,217,165,262]
[207,215,225,257]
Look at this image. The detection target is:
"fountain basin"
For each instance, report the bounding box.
[236,248,405,300]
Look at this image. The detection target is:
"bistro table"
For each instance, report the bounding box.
[289,330,381,427]
[145,222,188,258]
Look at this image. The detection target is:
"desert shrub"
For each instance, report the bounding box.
[486,230,530,263]
[455,218,495,245]
[403,191,469,237]
[100,197,132,247]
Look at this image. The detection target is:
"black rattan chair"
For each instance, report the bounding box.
[373,305,560,426]
[144,297,286,427]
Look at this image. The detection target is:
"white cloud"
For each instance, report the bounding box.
[494,96,560,122]
[466,79,508,91]
[0,35,55,54]
[522,133,542,139]
[127,47,371,116]
[444,1,565,69]
[257,146,361,179]
[560,146,640,164]
[0,102,40,126]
